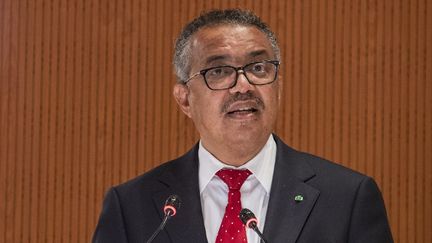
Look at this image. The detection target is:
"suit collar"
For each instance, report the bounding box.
[263,135,320,243]
[152,144,209,242]
[150,136,320,243]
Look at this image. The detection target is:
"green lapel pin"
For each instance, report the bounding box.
[294,195,304,202]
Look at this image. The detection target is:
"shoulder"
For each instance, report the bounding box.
[112,144,199,197]
[274,135,372,190]
[300,149,366,183]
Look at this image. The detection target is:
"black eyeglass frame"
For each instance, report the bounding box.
[184,60,281,91]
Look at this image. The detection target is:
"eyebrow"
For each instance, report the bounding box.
[204,55,229,66]
[203,49,271,66]
[249,49,269,58]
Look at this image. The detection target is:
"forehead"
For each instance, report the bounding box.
[189,24,275,66]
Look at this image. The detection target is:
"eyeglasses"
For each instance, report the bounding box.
[185,60,280,90]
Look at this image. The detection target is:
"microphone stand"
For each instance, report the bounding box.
[252,227,267,243]
[145,195,180,243]
[145,211,172,243]
[240,208,268,243]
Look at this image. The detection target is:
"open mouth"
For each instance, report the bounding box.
[227,107,258,119]
[222,98,264,119]
[227,107,258,115]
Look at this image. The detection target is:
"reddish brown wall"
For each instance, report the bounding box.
[1,0,431,242]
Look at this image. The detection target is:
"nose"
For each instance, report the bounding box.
[229,71,255,94]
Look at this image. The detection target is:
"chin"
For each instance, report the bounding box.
[227,129,269,143]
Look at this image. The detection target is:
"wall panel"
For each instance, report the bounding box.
[0,0,431,242]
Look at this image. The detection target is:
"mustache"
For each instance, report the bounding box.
[221,92,265,113]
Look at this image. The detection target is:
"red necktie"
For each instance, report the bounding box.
[215,169,252,242]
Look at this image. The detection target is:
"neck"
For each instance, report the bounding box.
[201,136,269,167]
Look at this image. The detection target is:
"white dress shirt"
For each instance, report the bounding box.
[198,135,277,243]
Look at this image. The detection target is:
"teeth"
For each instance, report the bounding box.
[229,107,256,114]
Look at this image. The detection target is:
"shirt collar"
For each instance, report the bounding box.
[198,135,277,194]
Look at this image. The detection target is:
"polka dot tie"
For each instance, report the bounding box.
[215,169,252,243]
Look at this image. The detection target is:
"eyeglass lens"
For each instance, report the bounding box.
[204,62,278,90]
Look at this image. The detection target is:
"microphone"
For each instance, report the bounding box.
[239,208,268,243]
[163,194,181,216]
[145,195,181,243]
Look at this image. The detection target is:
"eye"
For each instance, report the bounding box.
[251,63,266,73]
[206,67,234,79]
[207,68,224,77]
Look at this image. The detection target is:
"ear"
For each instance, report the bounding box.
[173,83,192,118]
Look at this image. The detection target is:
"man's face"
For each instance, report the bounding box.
[174,24,281,163]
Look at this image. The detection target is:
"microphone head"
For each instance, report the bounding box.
[239,208,258,229]
[163,195,181,217]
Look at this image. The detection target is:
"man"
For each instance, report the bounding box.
[93,9,393,243]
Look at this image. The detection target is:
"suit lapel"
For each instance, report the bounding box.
[263,137,320,243]
[147,137,320,243]
[151,145,208,243]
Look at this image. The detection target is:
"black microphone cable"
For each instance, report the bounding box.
[145,195,181,243]
[240,208,268,243]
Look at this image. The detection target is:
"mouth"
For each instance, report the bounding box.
[224,101,261,119]
[226,107,258,115]
[221,93,265,120]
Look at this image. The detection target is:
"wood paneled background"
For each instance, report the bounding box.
[0,0,431,242]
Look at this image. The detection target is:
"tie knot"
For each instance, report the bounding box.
[216,169,252,190]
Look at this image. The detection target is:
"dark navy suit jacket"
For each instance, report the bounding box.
[93,136,393,243]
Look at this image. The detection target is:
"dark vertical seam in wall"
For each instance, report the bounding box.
[38,0,47,240]
[21,0,30,241]
[135,0,142,175]
[0,0,6,236]
[29,0,38,239]
[11,0,19,241]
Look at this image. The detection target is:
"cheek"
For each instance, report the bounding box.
[188,92,223,125]
[263,87,281,117]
